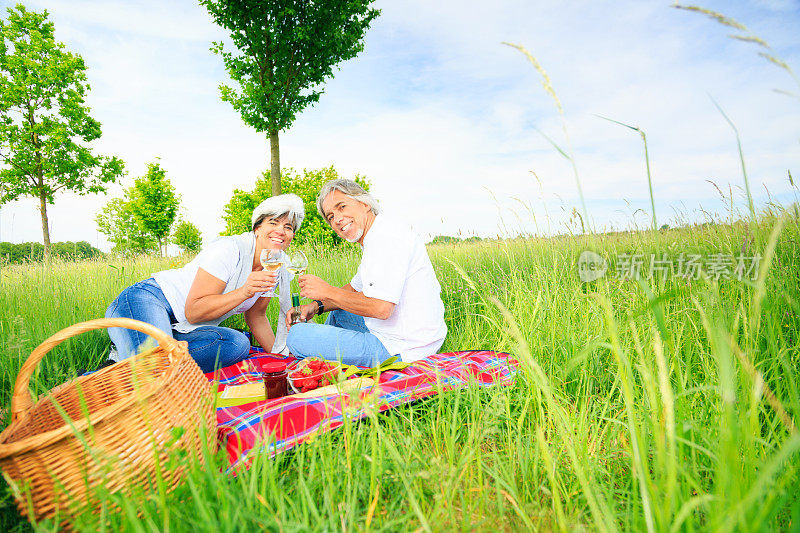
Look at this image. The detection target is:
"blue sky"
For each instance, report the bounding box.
[1,0,799,250]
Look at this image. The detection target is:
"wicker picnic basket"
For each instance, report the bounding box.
[0,318,215,523]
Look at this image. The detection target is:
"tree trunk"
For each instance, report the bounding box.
[38,192,51,262]
[269,130,281,196]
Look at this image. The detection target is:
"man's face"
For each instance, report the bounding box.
[322,189,373,244]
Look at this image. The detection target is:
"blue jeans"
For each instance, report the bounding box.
[105,278,251,373]
[286,309,395,367]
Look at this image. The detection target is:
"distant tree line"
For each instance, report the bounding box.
[0,240,103,263]
[428,235,484,245]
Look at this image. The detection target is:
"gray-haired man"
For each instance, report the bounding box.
[286,179,447,366]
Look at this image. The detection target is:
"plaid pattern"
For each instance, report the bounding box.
[209,349,519,472]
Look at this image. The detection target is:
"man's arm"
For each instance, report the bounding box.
[298,277,395,320]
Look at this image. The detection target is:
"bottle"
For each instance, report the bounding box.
[290,293,303,325]
[261,362,288,399]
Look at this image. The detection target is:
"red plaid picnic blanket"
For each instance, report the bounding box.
[209,349,518,472]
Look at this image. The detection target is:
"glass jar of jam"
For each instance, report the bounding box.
[261,362,288,399]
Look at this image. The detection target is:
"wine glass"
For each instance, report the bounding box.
[287,250,308,276]
[260,249,283,272]
[260,249,283,295]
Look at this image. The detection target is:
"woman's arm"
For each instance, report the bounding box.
[184,267,276,324]
[244,295,275,351]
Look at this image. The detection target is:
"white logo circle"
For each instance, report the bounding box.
[578,251,607,282]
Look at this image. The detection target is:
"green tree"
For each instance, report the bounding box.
[200,0,379,195]
[128,161,179,256]
[172,219,203,254]
[0,5,124,258]
[221,166,370,246]
[95,196,157,256]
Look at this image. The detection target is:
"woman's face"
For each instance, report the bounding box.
[255,214,294,250]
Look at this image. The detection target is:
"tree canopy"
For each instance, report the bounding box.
[96,161,181,256]
[128,161,179,256]
[200,0,379,195]
[172,219,203,254]
[95,196,158,256]
[221,166,371,246]
[0,4,124,256]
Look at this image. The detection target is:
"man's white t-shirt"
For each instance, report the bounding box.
[152,237,273,328]
[350,214,447,362]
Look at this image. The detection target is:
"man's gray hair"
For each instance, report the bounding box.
[316,179,380,219]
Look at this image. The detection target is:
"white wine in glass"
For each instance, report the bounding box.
[260,249,283,272]
[287,250,308,276]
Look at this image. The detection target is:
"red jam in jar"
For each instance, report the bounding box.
[261,362,288,399]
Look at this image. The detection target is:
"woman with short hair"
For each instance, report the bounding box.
[105,194,303,372]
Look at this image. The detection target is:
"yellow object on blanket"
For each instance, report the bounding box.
[219,381,266,400]
[294,377,375,399]
[219,381,265,401]
[216,377,376,408]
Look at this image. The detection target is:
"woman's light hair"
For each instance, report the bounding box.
[251,193,305,232]
[316,179,380,220]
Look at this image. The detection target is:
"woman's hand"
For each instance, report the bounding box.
[298,274,333,301]
[242,269,278,298]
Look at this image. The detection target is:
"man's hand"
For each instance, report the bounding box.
[298,274,334,301]
[286,302,318,329]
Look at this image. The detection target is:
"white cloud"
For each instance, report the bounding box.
[24,0,222,42]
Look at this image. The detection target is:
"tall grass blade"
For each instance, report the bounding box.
[595,115,658,231]
[709,97,756,222]
[504,42,591,233]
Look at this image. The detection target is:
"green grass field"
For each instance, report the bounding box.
[0,211,798,531]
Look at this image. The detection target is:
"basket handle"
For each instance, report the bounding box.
[11,318,182,423]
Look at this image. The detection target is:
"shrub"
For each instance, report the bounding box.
[221,166,371,246]
[172,220,203,254]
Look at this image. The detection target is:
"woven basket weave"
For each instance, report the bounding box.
[0,318,215,523]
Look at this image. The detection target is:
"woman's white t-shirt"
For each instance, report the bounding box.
[152,237,274,327]
[350,214,447,362]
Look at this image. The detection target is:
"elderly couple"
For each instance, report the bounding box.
[105,179,447,373]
